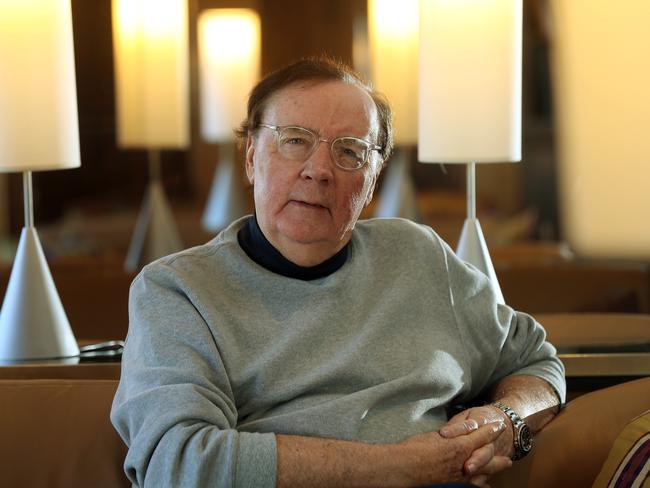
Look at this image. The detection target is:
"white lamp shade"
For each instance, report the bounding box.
[0,0,80,172]
[418,0,522,163]
[552,0,650,259]
[368,0,419,145]
[198,9,261,143]
[112,0,190,148]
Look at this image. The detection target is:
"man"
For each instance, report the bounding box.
[111,57,565,488]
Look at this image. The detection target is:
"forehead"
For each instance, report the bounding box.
[263,80,379,139]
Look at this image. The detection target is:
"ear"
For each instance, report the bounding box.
[245,135,256,184]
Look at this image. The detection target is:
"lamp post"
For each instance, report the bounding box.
[418,0,523,303]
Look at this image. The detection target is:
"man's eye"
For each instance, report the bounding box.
[285,137,307,145]
[338,145,363,160]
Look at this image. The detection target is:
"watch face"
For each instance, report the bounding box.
[518,425,534,452]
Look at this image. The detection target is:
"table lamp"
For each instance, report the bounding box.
[418,0,523,304]
[198,8,260,232]
[112,0,190,271]
[0,0,81,360]
[367,0,420,221]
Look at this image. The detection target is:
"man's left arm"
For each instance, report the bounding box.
[434,240,566,483]
[438,305,564,480]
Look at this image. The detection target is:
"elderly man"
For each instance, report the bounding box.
[111,57,565,488]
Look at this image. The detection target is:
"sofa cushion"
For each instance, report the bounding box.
[592,411,650,487]
[0,379,128,488]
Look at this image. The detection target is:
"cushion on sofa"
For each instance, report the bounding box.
[0,379,129,488]
[592,411,649,488]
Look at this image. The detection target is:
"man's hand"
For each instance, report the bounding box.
[438,406,514,485]
[399,421,511,488]
[437,375,563,485]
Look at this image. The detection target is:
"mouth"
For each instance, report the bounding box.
[290,199,329,210]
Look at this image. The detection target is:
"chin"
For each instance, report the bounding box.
[282,228,330,245]
[277,221,335,244]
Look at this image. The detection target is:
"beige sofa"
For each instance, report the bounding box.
[0,377,648,487]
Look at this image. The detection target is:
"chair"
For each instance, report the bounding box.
[1,376,647,487]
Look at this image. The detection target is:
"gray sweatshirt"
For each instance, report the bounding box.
[111,217,566,488]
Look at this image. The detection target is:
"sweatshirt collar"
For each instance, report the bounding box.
[237,215,350,281]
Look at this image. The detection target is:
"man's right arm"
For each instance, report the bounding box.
[276,422,510,488]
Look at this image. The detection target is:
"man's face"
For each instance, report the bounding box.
[245,80,381,265]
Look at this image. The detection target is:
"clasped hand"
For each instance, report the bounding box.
[397,405,512,488]
[439,405,515,487]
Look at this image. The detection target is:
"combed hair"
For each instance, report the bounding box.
[235,55,394,164]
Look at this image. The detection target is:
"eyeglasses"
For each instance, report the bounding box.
[258,123,382,171]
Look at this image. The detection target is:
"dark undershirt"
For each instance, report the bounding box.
[237,215,350,281]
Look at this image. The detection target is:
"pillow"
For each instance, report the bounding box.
[592,411,650,488]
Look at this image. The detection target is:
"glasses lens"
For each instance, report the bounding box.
[277,127,317,160]
[332,138,368,170]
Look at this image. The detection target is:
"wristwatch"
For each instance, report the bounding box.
[491,402,533,461]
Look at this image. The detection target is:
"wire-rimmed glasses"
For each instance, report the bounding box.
[258,123,382,171]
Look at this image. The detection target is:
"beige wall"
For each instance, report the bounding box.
[552,0,650,259]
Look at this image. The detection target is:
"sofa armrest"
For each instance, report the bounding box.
[492,377,650,487]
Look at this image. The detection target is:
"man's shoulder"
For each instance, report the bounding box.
[136,217,249,283]
[352,218,452,266]
[355,217,442,245]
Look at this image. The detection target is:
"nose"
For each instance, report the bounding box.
[300,140,334,182]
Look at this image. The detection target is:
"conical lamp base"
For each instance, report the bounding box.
[0,227,79,361]
[125,181,183,272]
[202,154,248,232]
[456,218,505,304]
[374,148,420,221]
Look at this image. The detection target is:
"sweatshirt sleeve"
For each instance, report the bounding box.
[110,262,277,488]
[437,236,567,404]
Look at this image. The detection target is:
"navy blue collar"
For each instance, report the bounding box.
[237,216,350,281]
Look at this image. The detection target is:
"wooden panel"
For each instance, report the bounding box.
[259,0,354,74]
[498,261,650,314]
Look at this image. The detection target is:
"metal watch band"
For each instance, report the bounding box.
[491,401,533,461]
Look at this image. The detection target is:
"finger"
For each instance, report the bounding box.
[467,420,506,448]
[464,443,494,475]
[469,455,513,477]
[439,419,479,438]
[469,474,490,487]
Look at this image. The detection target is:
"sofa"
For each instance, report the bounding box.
[0,379,128,488]
[0,377,647,487]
